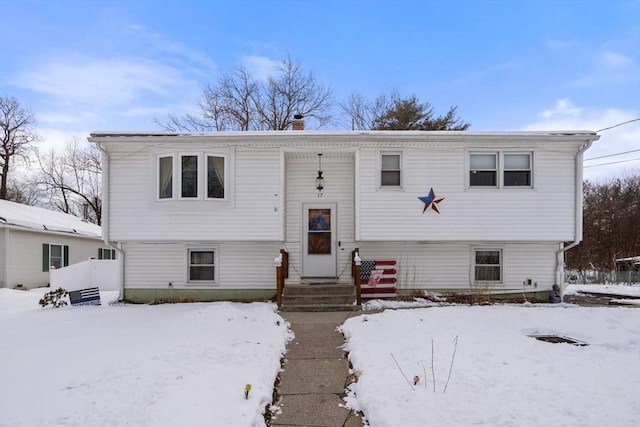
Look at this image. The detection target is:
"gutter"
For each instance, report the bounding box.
[94,142,126,301]
[555,138,596,299]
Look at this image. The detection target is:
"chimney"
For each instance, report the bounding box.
[292,114,304,130]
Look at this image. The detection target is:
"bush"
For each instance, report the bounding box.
[39,287,69,308]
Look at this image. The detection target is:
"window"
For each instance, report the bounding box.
[98,248,116,260]
[42,243,69,272]
[157,153,229,201]
[188,249,216,282]
[470,153,497,187]
[181,155,198,198]
[474,249,502,282]
[381,153,401,187]
[469,152,533,188]
[207,155,225,199]
[504,153,531,187]
[158,156,173,199]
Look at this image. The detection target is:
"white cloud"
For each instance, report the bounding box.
[545,38,575,50]
[523,99,640,182]
[240,55,280,80]
[602,51,633,68]
[541,99,582,119]
[13,55,195,108]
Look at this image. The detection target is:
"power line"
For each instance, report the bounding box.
[584,157,640,168]
[585,149,640,161]
[596,118,640,133]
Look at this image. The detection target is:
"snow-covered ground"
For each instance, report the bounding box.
[0,288,291,427]
[1,284,639,427]
[343,284,640,426]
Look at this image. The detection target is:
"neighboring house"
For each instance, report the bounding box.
[0,199,107,289]
[89,125,599,303]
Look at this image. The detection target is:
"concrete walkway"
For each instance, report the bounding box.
[270,311,364,427]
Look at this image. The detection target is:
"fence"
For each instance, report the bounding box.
[565,270,640,284]
[50,259,119,291]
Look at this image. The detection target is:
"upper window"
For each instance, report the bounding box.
[470,153,497,187]
[469,152,532,188]
[503,153,531,187]
[188,249,216,282]
[473,249,502,283]
[157,154,227,201]
[380,153,401,187]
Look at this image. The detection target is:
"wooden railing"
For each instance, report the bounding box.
[351,247,362,305]
[275,249,289,308]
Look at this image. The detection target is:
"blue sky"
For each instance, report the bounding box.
[1,0,638,182]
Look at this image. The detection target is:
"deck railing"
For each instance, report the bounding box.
[351,247,362,305]
[275,249,289,308]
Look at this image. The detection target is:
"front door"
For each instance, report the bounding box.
[302,203,337,277]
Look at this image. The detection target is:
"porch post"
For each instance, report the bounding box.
[353,248,362,305]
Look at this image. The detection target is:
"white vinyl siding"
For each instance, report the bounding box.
[3,229,103,289]
[123,242,279,289]
[359,146,574,242]
[109,145,278,241]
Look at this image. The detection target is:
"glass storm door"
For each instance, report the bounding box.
[302,204,337,277]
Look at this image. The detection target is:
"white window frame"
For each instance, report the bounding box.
[503,152,532,188]
[468,151,533,189]
[155,152,231,202]
[186,247,218,284]
[472,248,503,284]
[469,152,498,188]
[49,243,64,269]
[379,151,403,189]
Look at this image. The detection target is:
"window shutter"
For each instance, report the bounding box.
[63,245,69,267]
[42,244,49,272]
[98,248,104,259]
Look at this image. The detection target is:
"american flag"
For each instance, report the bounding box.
[360,260,397,286]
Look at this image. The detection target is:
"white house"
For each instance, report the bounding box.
[89,126,599,303]
[0,199,109,289]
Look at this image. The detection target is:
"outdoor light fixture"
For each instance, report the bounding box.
[315,153,324,197]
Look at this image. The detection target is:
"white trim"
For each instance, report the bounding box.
[378,150,404,189]
[471,247,503,284]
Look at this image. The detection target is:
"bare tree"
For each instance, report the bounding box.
[35,138,102,224]
[157,55,333,131]
[340,90,470,131]
[567,173,640,272]
[0,95,42,199]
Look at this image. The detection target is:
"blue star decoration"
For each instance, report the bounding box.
[418,188,444,214]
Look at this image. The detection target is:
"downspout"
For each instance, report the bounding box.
[555,138,595,299]
[94,141,126,301]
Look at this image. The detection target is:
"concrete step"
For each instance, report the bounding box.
[282,294,355,306]
[284,284,355,296]
[280,284,360,312]
[280,303,361,312]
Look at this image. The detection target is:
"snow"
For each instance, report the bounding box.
[564,283,640,298]
[342,285,640,426]
[2,284,639,427]
[0,288,291,427]
[0,199,101,237]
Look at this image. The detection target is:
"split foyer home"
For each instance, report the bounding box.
[0,199,107,289]
[88,124,599,304]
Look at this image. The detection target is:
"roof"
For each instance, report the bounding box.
[0,199,101,239]
[88,130,600,146]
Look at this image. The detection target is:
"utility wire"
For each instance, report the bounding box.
[596,118,640,133]
[585,149,640,161]
[584,157,640,168]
